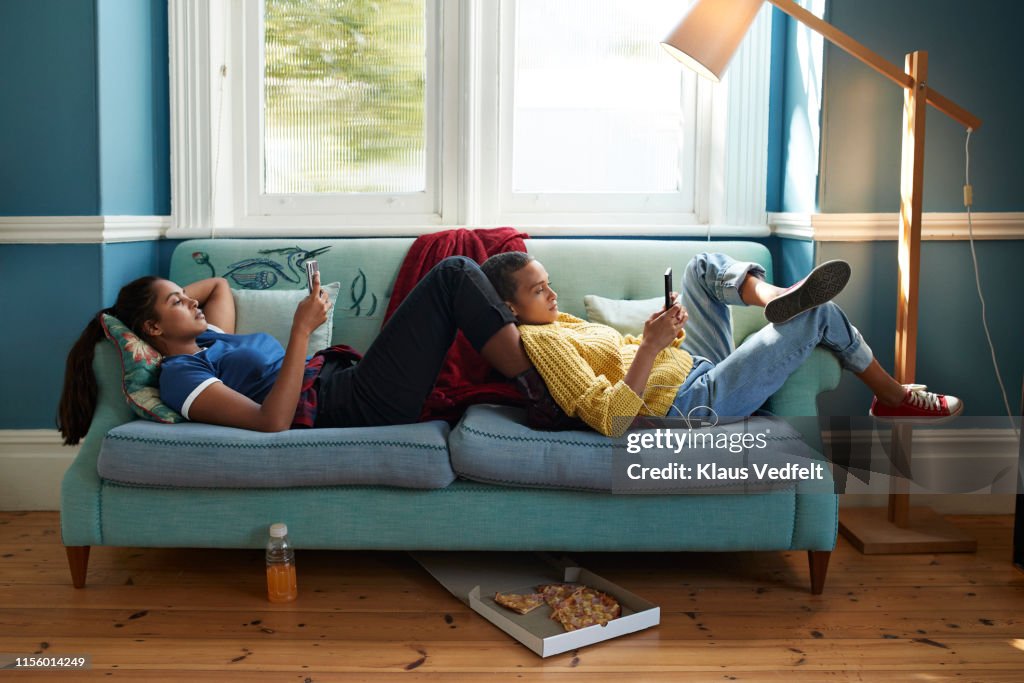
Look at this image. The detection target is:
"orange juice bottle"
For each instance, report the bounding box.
[266,523,297,603]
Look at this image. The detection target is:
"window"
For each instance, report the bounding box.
[491,0,700,225]
[262,0,428,195]
[169,0,772,235]
[244,0,443,221]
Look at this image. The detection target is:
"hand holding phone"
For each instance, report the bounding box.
[305,260,319,292]
[295,259,329,335]
[664,267,673,311]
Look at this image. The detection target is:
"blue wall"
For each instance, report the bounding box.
[821,0,1023,213]
[0,0,168,429]
[0,0,100,216]
[0,245,103,426]
[820,239,1023,419]
[97,0,171,216]
[765,12,787,215]
[809,0,1024,418]
[767,5,825,216]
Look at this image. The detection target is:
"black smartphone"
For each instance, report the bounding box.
[305,260,319,292]
[664,267,673,310]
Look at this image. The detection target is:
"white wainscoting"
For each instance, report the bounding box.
[0,431,78,511]
[769,212,1024,241]
[824,428,1019,514]
[0,216,171,243]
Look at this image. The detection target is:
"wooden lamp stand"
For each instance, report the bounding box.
[828,46,979,555]
[663,0,983,554]
[762,10,982,554]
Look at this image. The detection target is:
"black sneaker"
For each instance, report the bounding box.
[764,260,851,324]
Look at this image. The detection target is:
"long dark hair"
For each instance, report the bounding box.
[58,276,162,445]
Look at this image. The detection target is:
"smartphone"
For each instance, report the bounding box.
[664,267,673,310]
[305,259,319,292]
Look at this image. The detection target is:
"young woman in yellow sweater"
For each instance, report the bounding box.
[481,252,962,437]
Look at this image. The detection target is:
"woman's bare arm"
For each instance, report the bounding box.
[183,277,236,333]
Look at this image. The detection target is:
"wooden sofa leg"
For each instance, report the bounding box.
[807,550,830,595]
[66,546,91,589]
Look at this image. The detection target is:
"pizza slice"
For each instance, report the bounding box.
[552,587,622,631]
[535,583,579,609]
[493,591,546,615]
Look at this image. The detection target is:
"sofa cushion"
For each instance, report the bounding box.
[450,405,828,494]
[450,405,617,492]
[98,420,455,489]
[583,294,664,336]
[232,281,341,357]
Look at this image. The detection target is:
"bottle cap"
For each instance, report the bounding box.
[269,522,288,538]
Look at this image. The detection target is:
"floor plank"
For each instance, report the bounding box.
[2,511,1022,679]
[4,581,1022,613]
[6,546,1024,589]
[0,607,1020,640]
[4,636,1024,672]
[11,672,1024,683]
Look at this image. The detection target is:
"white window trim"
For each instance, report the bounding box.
[168,0,214,237]
[168,0,772,238]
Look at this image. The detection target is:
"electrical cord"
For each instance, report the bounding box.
[963,129,1019,438]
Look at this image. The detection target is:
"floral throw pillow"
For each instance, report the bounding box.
[100,314,184,424]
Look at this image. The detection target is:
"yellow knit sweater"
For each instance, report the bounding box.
[519,313,694,437]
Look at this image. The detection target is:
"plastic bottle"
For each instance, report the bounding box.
[265,522,298,603]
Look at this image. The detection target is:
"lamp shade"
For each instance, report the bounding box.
[662,0,764,81]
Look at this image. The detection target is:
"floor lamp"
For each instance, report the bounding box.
[663,0,982,553]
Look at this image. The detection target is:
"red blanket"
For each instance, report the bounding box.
[383,228,529,422]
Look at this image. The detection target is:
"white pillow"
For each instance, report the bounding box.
[231,282,341,356]
[583,294,664,336]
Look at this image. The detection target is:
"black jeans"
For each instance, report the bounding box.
[313,256,516,428]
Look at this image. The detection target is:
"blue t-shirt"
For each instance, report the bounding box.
[160,327,285,419]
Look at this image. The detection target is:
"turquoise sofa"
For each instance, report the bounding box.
[61,238,841,592]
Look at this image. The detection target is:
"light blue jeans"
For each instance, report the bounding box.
[668,252,874,420]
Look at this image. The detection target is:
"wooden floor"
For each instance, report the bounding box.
[1,512,1023,681]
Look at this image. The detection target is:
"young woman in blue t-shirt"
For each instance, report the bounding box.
[58,257,557,444]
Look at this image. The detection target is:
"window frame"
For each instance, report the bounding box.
[481,0,703,227]
[167,0,773,238]
[246,0,451,221]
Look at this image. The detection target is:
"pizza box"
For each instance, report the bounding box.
[412,552,660,658]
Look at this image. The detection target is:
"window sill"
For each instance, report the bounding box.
[163,224,773,240]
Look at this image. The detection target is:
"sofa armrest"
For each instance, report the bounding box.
[60,342,136,546]
[765,347,841,452]
[767,347,842,416]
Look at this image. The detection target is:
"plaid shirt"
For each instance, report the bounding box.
[290,345,363,429]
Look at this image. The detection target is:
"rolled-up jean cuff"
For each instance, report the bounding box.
[837,332,874,374]
[716,261,767,307]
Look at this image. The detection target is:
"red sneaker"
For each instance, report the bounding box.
[869,384,963,423]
